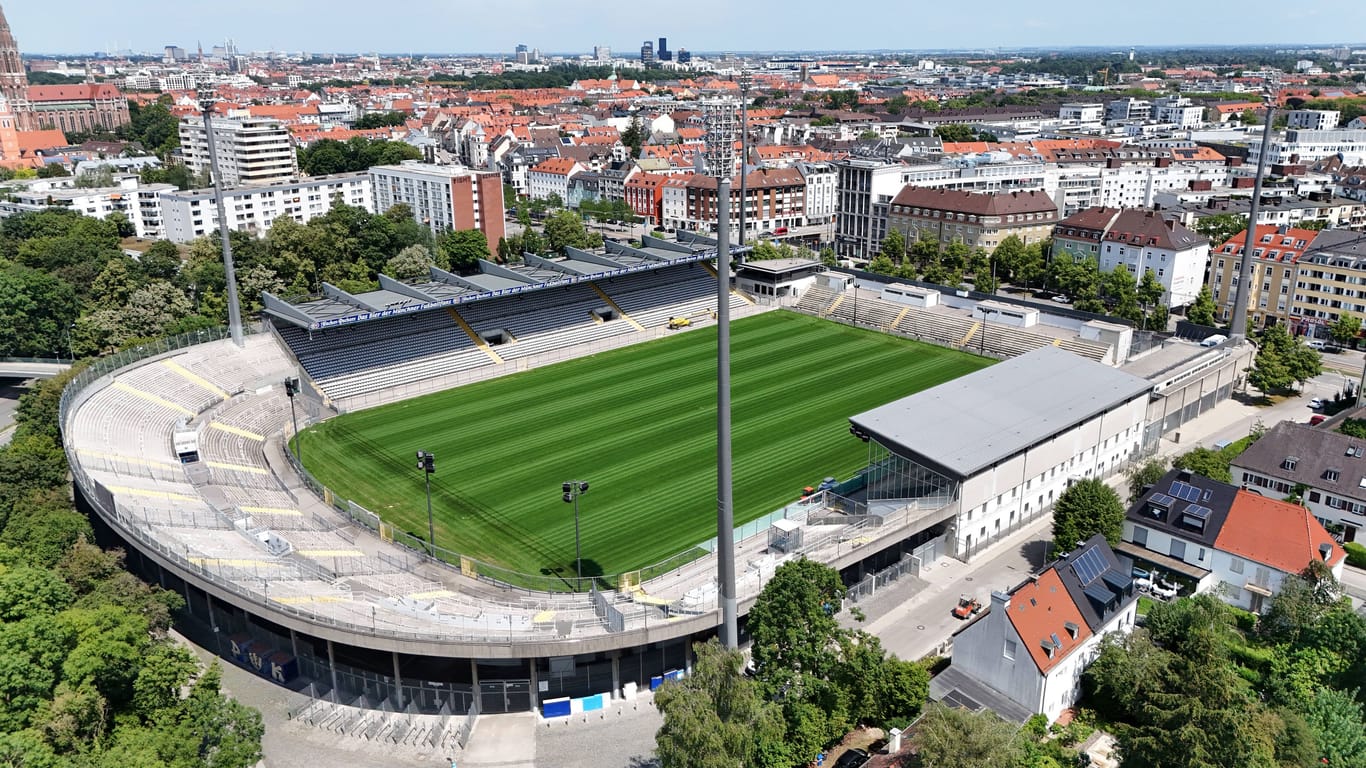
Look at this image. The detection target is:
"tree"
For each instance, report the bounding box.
[1137,268,1165,309]
[880,229,906,265]
[1186,285,1217,327]
[748,559,846,687]
[138,241,183,282]
[1303,687,1366,768]
[819,247,837,267]
[36,163,70,179]
[353,111,408,129]
[1051,477,1126,552]
[933,124,977,143]
[1172,446,1234,483]
[542,210,597,253]
[866,254,895,275]
[620,116,645,159]
[1124,457,1169,504]
[436,230,491,275]
[385,244,437,278]
[1192,213,1247,249]
[911,703,1022,768]
[653,639,787,768]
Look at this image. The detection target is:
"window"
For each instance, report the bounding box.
[1132,526,1148,547]
[1004,638,1017,661]
[1326,468,1341,482]
[1170,539,1186,560]
[1230,557,1244,574]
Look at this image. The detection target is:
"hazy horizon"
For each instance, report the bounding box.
[4,0,1364,58]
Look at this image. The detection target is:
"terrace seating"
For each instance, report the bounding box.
[793,285,837,314]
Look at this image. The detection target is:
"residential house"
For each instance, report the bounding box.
[1232,420,1366,543]
[527,157,584,202]
[1119,468,1345,613]
[624,172,668,225]
[683,167,807,237]
[936,536,1138,723]
[1287,230,1366,336]
[1053,207,1209,308]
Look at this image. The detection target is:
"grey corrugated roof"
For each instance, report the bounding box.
[849,346,1153,480]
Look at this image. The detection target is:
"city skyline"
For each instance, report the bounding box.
[5,0,1366,56]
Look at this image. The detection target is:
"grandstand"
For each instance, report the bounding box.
[796,282,1114,363]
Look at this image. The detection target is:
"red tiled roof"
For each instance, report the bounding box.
[1216,225,1322,263]
[26,83,123,101]
[891,187,1058,217]
[16,129,68,153]
[1005,569,1093,674]
[531,158,581,176]
[1215,490,1344,574]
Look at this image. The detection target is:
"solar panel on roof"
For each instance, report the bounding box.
[1149,493,1176,507]
[1185,504,1212,519]
[1170,481,1202,502]
[1070,546,1108,586]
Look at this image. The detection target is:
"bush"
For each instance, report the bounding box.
[918,655,950,676]
[1345,541,1366,569]
[1229,606,1259,633]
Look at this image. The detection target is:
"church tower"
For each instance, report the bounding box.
[0,4,30,128]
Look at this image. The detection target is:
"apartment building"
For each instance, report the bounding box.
[624,171,668,225]
[178,116,299,186]
[683,168,807,236]
[886,188,1059,252]
[660,175,691,231]
[797,161,837,226]
[834,157,906,260]
[1285,109,1341,131]
[1053,207,1208,308]
[1152,96,1205,129]
[1250,129,1366,166]
[368,162,505,254]
[1206,224,1321,328]
[1290,230,1366,334]
[0,176,173,238]
[161,173,373,243]
[1106,98,1151,123]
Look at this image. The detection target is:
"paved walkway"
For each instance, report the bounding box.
[462,713,536,768]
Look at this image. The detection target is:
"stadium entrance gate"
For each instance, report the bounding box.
[479,680,531,713]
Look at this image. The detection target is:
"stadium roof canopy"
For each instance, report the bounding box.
[849,346,1154,481]
[261,233,748,331]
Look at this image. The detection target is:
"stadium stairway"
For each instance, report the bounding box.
[445,307,505,365]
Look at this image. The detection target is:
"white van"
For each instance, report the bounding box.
[1306,339,1326,350]
[1200,334,1227,347]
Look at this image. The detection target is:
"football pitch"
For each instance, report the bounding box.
[296,311,990,584]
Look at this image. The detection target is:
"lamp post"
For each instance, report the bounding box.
[198,90,245,348]
[415,451,436,556]
[561,480,589,590]
[284,377,301,463]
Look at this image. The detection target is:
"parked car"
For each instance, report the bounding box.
[833,748,870,768]
[1310,397,1325,410]
[952,596,983,619]
[1052,294,1071,304]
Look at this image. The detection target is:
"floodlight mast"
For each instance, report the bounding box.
[198,91,245,347]
[1228,94,1277,342]
[703,98,739,649]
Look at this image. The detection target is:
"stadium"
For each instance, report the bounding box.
[60,231,1224,744]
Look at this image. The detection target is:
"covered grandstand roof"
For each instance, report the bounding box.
[262,234,748,331]
[849,347,1153,480]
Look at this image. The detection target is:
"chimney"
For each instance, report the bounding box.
[990,590,1011,614]
[1178,469,1193,482]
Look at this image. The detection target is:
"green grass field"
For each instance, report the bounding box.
[296,311,990,583]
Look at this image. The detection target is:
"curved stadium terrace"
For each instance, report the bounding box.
[60,233,1110,721]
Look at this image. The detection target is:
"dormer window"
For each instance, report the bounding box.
[1325,468,1341,482]
[1064,621,1079,639]
[1283,456,1299,471]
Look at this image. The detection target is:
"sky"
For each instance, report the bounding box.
[4,0,1365,56]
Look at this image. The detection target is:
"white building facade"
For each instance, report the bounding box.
[178,116,299,186]
[161,173,373,243]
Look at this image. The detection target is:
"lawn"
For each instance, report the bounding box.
[296,311,990,584]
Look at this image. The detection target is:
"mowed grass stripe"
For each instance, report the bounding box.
[299,312,989,577]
